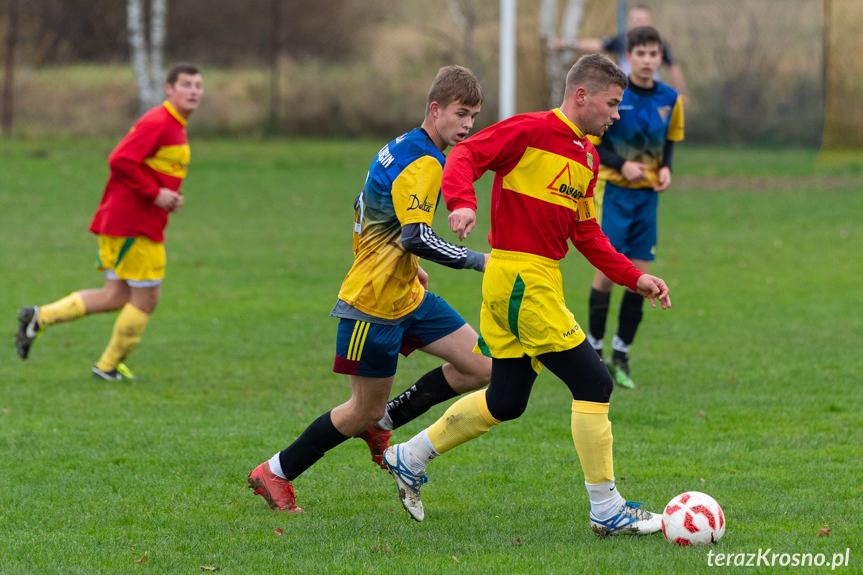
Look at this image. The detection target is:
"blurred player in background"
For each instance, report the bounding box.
[382,53,672,536]
[552,3,687,97]
[14,63,203,381]
[248,65,492,513]
[587,26,684,389]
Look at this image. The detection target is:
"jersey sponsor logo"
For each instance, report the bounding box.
[658,106,671,122]
[502,147,594,214]
[407,194,434,212]
[547,164,585,202]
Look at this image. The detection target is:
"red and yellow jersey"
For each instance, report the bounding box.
[89,101,190,243]
[443,109,642,291]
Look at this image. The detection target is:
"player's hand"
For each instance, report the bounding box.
[482,253,491,272]
[549,39,570,51]
[449,207,477,241]
[171,192,185,212]
[155,188,181,212]
[417,266,429,289]
[635,274,671,310]
[653,167,672,192]
[621,161,648,184]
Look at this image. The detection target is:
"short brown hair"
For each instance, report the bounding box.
[626,26,662,52]
[564,53,628,97]
[166,62,200,86]
[426,65,483,114]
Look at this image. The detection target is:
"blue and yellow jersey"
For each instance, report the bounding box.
[593,81,684,189]
[337,128,444,320]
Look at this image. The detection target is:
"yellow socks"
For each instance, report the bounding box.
[37,292,86,327]
[95,303,150,371]
[426,390,501,454]
[571,400,614,484]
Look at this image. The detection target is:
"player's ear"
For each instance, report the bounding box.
[574,86,588,105]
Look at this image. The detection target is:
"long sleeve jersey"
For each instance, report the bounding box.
[89,101,190,243]
[443,109,642,291]
[336,128,483,321]
[592,80,684,189]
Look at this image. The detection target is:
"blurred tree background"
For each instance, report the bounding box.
[0,0,859,146]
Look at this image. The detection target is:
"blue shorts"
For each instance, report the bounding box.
[600,182,659,261]
[332,292,466,378]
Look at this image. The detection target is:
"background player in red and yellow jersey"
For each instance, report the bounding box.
[383,54,673,536]
[15,63,203,381]
[247,66,492,514]
[587,27,685,389]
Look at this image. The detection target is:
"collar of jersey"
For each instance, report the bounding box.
[553,108,585,139]
[163,101,188,126]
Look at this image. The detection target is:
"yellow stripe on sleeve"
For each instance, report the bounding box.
[667,97,685,141]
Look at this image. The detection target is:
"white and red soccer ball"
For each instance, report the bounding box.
[662,491,725,545]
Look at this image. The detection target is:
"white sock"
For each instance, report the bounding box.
[402,430,439,474]
[587,333,603,351]
[586,480,625,519]
[611,335,630,354]
[377,411,394,431]
[268,452,287,479]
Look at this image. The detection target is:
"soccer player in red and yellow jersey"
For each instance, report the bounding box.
[15,63,203,381]
[383,54,672,536]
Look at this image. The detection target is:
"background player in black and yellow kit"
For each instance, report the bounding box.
[248,66,490,512]
[588,27,684,389]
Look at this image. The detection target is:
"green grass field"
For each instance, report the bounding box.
[1,139,861,574]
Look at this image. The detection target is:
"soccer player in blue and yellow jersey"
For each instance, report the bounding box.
[587,26,684,389]
[248,66,491,513]
[15,63,203,381]
[383,54,672,535]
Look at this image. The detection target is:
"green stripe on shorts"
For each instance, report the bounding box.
[508,274,525,341]
[114,237,136,268]
[476,334,491,357]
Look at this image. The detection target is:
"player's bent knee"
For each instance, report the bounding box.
[485,391,529,421]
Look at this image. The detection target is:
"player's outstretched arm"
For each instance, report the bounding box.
[635,274,672,310]
[400,222,486,272]
[448,207,477,241]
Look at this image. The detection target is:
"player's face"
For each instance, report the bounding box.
[628,43,662,86]
[165,73,204,118]
[583,85,624,137]
[433,100,482,149]
[626,7,653,28]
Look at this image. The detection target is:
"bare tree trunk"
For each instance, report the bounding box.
[149,0,166,101]
[127,0,167,116]
[2,0,20,138]
[128,0,153,116]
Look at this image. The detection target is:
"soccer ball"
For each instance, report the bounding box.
[662,491,725,545]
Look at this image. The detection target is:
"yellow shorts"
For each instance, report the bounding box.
[475,249,586,363]
[97,235,165,287]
